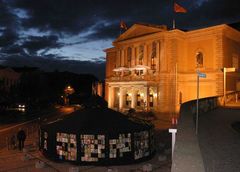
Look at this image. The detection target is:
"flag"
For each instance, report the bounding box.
[120,20,127,30]
[174,2,187,13]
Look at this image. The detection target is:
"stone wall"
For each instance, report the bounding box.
[171,96,220,172]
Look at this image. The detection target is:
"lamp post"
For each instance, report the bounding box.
[223,67,236,106]
[64,85,75,105]
[196,70,206,135]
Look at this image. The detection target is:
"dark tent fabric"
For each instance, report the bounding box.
[41,107,152,133]
[40,107,155,165]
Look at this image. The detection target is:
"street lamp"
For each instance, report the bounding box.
[64,85,75,105]
[223,67,236,106]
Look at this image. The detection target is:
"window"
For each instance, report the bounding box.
[44,132,48,150]
[127,47,132,67]
[196,52,203,68]
[139,45,144,65]
[137,94,141,106]
[151,58,156,70]
[151,42,157,70]
[232,55,239,69]
[149,94,153,107]
[126,93,131,107]
[135,70,143,76]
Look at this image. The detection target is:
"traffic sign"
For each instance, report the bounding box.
[198,72,206,78]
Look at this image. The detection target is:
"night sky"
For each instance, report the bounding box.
[0,0,240,79]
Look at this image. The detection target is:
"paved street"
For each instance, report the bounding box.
[199,107,240,172]
[0,106,75,150]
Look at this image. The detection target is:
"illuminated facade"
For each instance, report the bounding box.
[105,23,240,113]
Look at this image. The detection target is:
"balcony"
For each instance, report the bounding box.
[106,72,158,82]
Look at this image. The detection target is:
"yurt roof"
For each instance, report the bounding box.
[41,107,153,133]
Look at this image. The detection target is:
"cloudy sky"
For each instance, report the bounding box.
[0,0,240,79]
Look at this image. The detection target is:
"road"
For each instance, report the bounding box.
[0,106,74,131]
[0,106,75,150]
[199,107,240,172]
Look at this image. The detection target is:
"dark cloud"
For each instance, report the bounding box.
[0,29,18,47]
[8,0,240,41]
[12,0,101,34]
[0,0,239,79]
[1,44,25,54]
[0,54,105,79]
[0,0,17,27]
[172,0,240,29]
[22,35,62,55]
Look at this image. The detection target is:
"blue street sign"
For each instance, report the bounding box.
[197,71,206,78]
[198,73,206,78]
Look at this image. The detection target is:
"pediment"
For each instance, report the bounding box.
[114,23,167,43]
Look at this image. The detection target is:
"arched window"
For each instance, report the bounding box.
[151,42,157,58]
[151,42,157,70]
[127,47,132,67]
[196,52,203,68]
[138,45,144,65]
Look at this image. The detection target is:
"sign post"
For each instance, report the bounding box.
[196,71,206,135]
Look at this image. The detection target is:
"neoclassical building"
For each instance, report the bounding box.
[105,23,240,114]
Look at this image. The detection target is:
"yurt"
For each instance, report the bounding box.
[40,107,155,165]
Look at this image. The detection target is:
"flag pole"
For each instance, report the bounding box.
[173,19,175,29]
[173,0,175,29]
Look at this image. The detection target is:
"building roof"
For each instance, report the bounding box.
[228,22,240,31]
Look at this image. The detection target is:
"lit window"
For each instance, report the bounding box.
[127,47,132,67]
[135,70,143,76]
[139,45,144,65]
[196,52,203,68]
[44,132,48,150]
[151,42,157,70]
[126,93,131,106]
[149,94,153,107]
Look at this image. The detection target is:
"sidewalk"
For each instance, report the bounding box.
[0,130,171,172]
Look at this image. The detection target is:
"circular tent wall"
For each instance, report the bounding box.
[40,107,155,165]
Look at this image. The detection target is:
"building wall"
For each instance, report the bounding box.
[0,68,21,91]
[105,24,240,114]
[223,26,240,91]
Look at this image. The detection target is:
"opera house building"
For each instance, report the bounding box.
[105,23,240,114]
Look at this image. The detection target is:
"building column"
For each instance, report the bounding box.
[108,86,113,108]
[144,86,149,111]
[119,87,124,110]
[131,90,137,109]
